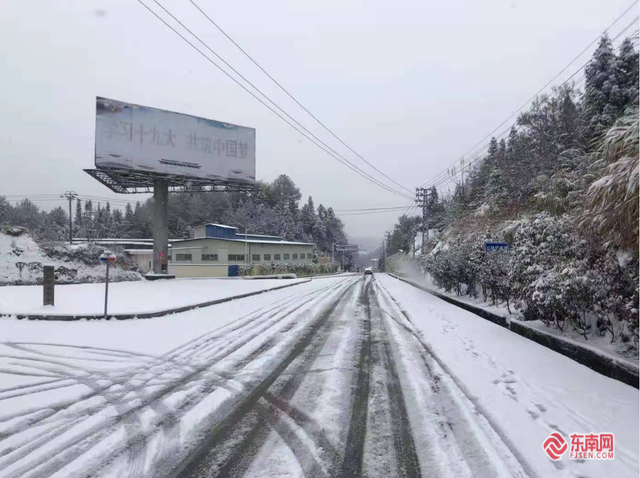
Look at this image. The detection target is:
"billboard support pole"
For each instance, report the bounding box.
[152,178,169,275]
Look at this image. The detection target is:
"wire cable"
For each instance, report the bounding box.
[418,3,639,189]
[421,19,638,192]
[188,0,413,195]
[139,0,414,201]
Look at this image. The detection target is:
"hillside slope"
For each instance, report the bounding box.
[0,228,141,285]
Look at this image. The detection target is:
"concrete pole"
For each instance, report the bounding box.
[104,261,110,319]
[152,179,169,274]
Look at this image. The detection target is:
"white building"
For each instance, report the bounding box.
[167,224,315,278]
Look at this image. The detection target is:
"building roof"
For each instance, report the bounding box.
[172,237,315,246]
[124,249,154,254]
[195,223,238,230]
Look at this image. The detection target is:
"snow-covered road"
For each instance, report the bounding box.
[0,274,636,477]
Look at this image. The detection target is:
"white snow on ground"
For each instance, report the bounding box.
[377,274,639,478]
[0,233,140,285]
[427,280,639,364]
[0,277,357,477]
[0,277,307,316]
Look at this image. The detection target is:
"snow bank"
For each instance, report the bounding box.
[0,231,141,285]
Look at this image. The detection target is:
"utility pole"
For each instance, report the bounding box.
[415,187,430,255]
[460,156,465,201]
[60,191,78,244]
[383,231,391,272]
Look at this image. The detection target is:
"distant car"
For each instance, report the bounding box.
[364,267,373,275]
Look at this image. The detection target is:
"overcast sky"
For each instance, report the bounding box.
[0,0,635,240]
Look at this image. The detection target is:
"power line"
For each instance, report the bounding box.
[188,0,413,195]
[418,3,639,189]
[138,0,414,201]
[422,20,638,192]
[334,206,408,212]
[337,209,414,216]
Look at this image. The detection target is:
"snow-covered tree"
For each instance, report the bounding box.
[584,34,625,137]
[582,107,639,248]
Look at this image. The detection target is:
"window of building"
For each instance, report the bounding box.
[228,254,245,261]
[176,253,192,261]
[252,254,260,261]
[202,254,218,261]
[300,253,305,259]
[264,253,271,261]
[292,254,298,260]
[274,254,281,261]
[283,254,290,260]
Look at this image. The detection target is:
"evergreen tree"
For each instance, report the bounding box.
[584,34,624,137]
[111,208,123,237]
[83,200,94,240]
[104,202,113,238]
[617,37,639,108]
[0,197,12,225]
[123,203,135,237]
[300,196,317,241]
[75,199,83,232]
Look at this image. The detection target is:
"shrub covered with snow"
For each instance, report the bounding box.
[424,212,638,348]
[241,262,340,277]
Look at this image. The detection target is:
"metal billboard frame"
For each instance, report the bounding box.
[84,168,257,194]
[87,98,259,277]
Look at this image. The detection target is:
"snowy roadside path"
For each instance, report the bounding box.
[378,273,639,478]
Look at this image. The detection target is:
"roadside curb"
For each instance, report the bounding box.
[387,273,639,389]
[3,279,311,321]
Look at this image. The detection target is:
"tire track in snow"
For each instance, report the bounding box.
[344,277,420,478]
[338,277,373,477]
[167,277,361,478]
[0,279,354,478]
[375,279,534,478]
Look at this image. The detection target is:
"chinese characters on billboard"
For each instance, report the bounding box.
[95,97,256,183]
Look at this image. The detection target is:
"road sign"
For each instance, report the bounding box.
[100,251,117,262]
[335,244,359,252]
[485,242,509,252]
[95,97,256,184]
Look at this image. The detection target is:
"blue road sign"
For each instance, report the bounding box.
[485,242,509,252]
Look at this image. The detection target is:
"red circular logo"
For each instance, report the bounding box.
[543,432,567,460]
[158,251,166,261]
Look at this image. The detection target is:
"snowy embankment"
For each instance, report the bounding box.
[0,277,308,317]
[377,274,639,478]
[0,230,140,285]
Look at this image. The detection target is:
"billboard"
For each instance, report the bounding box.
[95,97,256,184]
